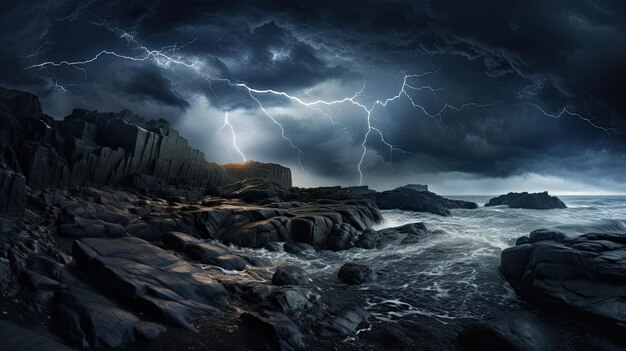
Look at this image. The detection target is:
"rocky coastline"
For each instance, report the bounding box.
[0,87,624,350]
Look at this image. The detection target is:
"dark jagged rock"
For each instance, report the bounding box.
[458,310,561,351]
[501,230,626,329]
[486,191,567,209]
[318,306,370,337]
[0,320,73,351]
[338,263,375,284]
[240,310,304,351]
[272,265,307,286]
[222,160,292,188]
[375,187,477,216]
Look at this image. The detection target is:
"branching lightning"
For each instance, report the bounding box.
[217,112,246,162]
[26,25,619,185]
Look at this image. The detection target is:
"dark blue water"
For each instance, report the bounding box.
[250,196,626,321]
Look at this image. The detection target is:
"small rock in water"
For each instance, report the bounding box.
[272,265,306,286]
[338,263,375,285]
[318,306,370,337]
[264,242,284,252]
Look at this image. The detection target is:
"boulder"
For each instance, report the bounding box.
[485,191,566,209]
[338,263,375,285]
[269,286,319,312]
[272,265,307,286]
[318,306,370,337]
[501,231,626,329]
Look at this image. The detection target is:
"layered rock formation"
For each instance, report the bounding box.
[0,87,292,194]
[501,229,626,329]
[375,187,478,216]
[485,191,566,209]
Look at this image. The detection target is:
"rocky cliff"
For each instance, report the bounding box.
[0,87,228,188]
[0,87,292,212]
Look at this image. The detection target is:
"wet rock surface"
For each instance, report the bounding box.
[501,229,626,332]
[486,191,567,209]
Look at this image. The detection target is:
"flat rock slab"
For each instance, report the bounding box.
[73,237,228,329]
[458,310,561,351]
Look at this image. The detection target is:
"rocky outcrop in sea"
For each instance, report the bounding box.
[485,191,567,209]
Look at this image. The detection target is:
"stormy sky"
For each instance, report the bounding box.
[1,0,625,194]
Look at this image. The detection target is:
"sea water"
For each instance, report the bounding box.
[251,196,626,322]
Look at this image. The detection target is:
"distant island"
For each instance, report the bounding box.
[485,191,567,209]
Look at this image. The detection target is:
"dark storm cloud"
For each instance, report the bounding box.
[120,67,189,108]
[0,0,624,190]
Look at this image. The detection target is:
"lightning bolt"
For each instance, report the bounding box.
[217,112,246,162]
[26,25,620,185]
